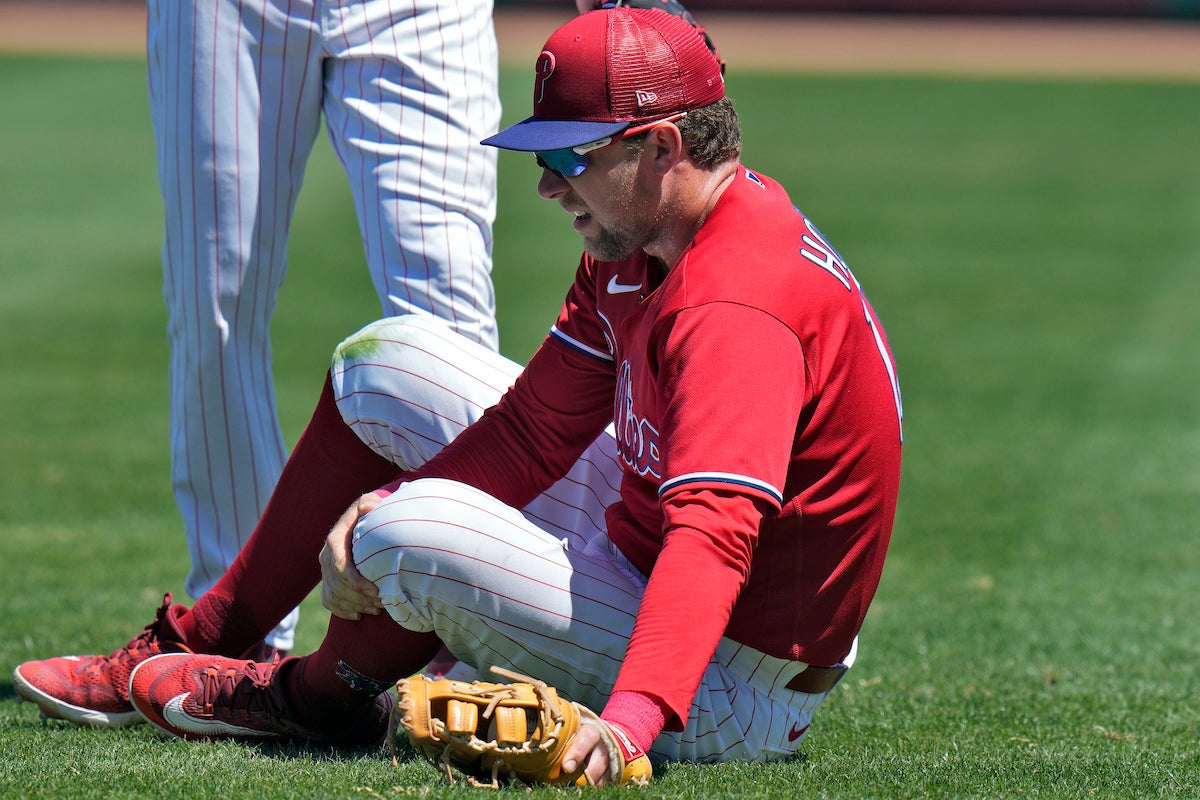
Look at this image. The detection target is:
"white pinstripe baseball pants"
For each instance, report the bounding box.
[148,0,500,649]
[331,316,854,763]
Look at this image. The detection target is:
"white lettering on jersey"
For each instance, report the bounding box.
[798,213,853,290]
[799,213,904,442]
[615,361,661,479]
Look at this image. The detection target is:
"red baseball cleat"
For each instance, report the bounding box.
[128,653,393,746]
[12,593,191,728]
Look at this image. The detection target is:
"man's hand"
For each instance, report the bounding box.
[319,492,385,619]
[561,719,613,785]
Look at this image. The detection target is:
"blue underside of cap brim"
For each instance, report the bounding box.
[481,117,630,152]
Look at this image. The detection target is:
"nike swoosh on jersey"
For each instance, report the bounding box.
[787,722,810,742]
[162,693,274,737]
[607,275,642,294]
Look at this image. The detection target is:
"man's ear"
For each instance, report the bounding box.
[643,123,685,176]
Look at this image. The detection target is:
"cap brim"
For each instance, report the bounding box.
[481,116,630,152]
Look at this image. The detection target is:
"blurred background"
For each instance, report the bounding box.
[4,0,1200,18]
[504,0,1200,17]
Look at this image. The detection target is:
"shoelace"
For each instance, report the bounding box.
[198,661,286,719]
[105,594,174,667]
[79,594,173,681]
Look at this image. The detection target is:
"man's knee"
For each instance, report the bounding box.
[331,315,457,389]
[328,316,518,469]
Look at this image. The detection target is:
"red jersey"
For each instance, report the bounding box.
[408,166,902,729]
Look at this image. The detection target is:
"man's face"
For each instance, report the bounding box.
[537,139,661,262]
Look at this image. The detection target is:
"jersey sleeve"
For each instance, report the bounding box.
[610,303,809,727]
[657,302,806,507]
[549,255,617,367]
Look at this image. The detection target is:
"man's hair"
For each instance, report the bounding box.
[622,96,741,170]
[678,97,741,168]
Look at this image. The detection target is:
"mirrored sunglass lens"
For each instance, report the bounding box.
[535,149,588,177]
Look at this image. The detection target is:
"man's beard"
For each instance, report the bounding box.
[582,162,656,262]
[586,223,641,262]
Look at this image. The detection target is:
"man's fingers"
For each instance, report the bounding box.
[563,722,609,785]
[585,741,612,786]
[321,585,362,621]
[319,493,386,617]
[320,571,382,617]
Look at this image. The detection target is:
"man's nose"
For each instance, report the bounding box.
[537,167,569,200]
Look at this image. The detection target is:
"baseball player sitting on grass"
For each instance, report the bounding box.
[14,7,902,787]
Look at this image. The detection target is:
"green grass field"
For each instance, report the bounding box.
[1,52,1198,799]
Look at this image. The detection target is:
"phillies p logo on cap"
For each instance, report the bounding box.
[482,8,724,153]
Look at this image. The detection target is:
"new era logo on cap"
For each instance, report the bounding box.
[481,7,724,153]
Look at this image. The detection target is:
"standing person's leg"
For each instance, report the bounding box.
[321,0,501,349]
[151,0,326,653]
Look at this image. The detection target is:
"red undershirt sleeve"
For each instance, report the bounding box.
[609,487,774,731]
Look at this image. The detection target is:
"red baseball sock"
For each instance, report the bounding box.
[283,611,442,726]
[177,373,401,655]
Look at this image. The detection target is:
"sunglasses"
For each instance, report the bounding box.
[534,112,687,178]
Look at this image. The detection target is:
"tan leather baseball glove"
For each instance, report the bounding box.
[392,666,652,788]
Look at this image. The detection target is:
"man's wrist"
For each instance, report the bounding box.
[600,690,668,754]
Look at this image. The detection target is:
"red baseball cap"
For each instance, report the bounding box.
[482,7,725,152]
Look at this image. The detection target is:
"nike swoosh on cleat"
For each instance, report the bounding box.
[606,276,642,294]
[162,694,274,737]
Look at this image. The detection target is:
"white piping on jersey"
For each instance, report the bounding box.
[550,325,614,364]
[659,472,784,505]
